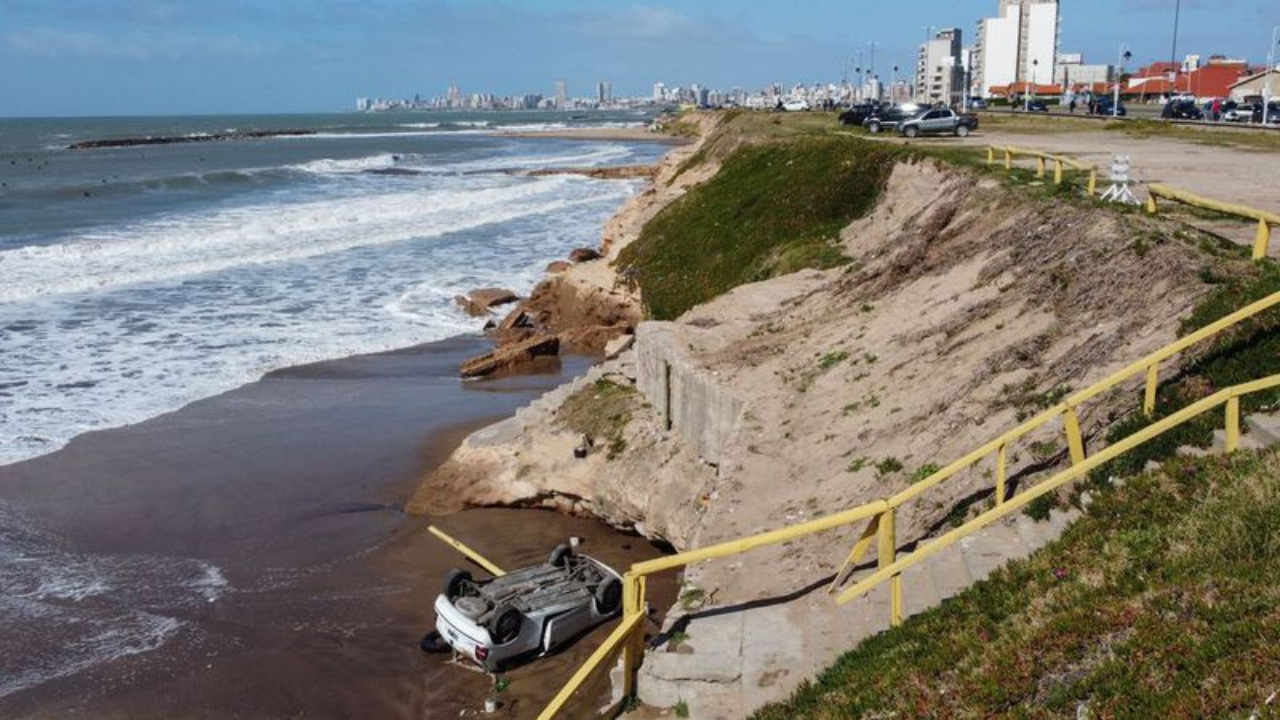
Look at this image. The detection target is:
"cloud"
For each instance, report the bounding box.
[0,26,266,60]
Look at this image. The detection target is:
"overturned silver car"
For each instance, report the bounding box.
[431,544,624,671]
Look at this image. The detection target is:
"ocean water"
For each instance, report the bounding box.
[0,110,664,467]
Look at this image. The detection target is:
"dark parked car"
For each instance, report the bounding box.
[1162,99,1204,120]
[967,97,989,110]
[1092,97,1127,117]
[1022,99,1050,112]
[838,103,879,126]
[863,103,924,134]
[1251,102,1280,124]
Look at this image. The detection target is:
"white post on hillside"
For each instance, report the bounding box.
[1265,26,1279,125]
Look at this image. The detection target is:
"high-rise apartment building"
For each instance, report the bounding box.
[974,0,1059,97]
[915,28,965,106]
[554,78,568,108]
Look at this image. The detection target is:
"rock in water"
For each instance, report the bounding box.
[545,261,572,274]
[460,335,560,378]
[455,288,520,317]
[568,248,602,263]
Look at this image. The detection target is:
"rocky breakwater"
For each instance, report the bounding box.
[68,129,317,150]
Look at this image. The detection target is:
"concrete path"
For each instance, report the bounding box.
[633,506,1079,718]
[630,408,1280,719]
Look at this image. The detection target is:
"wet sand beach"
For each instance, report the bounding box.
[0,336,671,718]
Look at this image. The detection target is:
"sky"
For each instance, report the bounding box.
[0,0,1274,117]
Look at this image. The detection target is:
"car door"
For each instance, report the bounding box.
[916,109,940,132]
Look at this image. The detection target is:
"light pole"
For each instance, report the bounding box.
[1170,0,1182,96]
[1025,58,1038,111]
[1115,46,1132,118]
[1266,26,1279,125]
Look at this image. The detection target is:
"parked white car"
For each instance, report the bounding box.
[781,99,811,112]
[429,544,623,671]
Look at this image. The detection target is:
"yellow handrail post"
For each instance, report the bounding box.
[1226,396,1241,453]
[1004,148,1012,170]
[1087,168,1097,196]
[995,443,1008,506]
[427,525,506,577]
[828,516,880,593]
[1036,156,1046,178]
[878,508,903,626]
[1144,362,1160,417]
[1255,219,1272,261]
[986,146,995,166]
[620,573,645,699]
[1146,194,1158,214]
[1063,407,1086,465]
[1053,158,1064,185]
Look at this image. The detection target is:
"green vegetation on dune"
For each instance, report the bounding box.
[1093,261,1280,483]
[621,135,898,320]
[755,449,1280,718]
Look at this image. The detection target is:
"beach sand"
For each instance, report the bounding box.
[0,335,671,718]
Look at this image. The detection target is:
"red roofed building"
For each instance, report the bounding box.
[1126,58,1252,100]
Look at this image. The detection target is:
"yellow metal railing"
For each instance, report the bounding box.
[539,292,1280,718]
[836,373,1280,604]
[986,145,1098,195]
[1146,183,1280,261]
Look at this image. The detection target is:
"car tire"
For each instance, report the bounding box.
[490,605,523,644]
[867,122,880,134]
[903,126,919,138]
[955,125,970,138]
[443,569,472,599]
[548,544,572,568]
[595,578,622,614]
[420,630,449,654]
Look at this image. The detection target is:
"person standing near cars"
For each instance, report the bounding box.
[1211,98,1222,122]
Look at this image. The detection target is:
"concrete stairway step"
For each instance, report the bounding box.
[1211,428,1267,453]
[1245,414,1280,446]
[1015,514,1056,551]
[924,542,974,601]
[957,525,1025,584]
[901,558,943,616]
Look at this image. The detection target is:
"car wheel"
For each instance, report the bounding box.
[867,122,880,134]
[595,577,622,614]
[903,126,919,138]
[490,605,522,644]
[955,125,970,138]
[443,569,472,599]
[420,630,449,654]
[548,544,572,568]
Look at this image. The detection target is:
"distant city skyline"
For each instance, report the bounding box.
[1,0,1274,116]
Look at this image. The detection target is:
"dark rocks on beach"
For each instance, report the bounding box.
[67,129,318,150]
[460,334,560,378]
[568,248,602,263]
[455,288,520,317]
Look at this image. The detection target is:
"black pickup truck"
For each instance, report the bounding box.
[896,108,980,138]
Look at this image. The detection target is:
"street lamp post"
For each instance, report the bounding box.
[1025,58,1038,111]
[1115,46,1132,118]
[1266,26,1279,125]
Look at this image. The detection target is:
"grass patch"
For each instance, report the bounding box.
[909,463,942,484]
[1104,118,1280,152]
[622,134,897,320]
[556,379,638,460]
[754,449,1280,718]
[1091,261,1280,484]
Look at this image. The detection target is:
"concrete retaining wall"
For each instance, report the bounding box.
[635,322,744,466]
